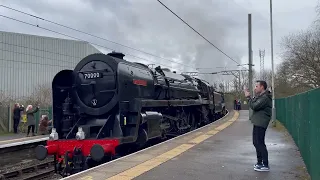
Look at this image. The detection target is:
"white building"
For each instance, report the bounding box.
[0,31,101,100]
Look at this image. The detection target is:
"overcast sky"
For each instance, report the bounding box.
[0,0,319,84]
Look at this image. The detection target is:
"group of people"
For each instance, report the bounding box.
[12,103,52,136]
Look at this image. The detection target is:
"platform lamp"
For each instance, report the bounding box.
[269,0,276,127]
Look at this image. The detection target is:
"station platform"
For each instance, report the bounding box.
[0,133,27,141]
[0,134,48,149]
[0,134,49,167]
[63,110,310,180]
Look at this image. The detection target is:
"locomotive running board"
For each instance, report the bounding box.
[129,99,211,111]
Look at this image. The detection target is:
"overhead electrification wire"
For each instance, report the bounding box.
[0,5,194,69]
[0,57,74,69]
[0,14,180,69]
[0,48,75,65]
[156,0,242,66]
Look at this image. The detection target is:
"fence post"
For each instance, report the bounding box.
[35,110,40,134]
[8,104,12,133]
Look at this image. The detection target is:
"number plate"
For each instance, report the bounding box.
[83,72,103,79]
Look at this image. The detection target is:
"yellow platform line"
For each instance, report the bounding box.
[103,111,239,180]
[206,129,219,135]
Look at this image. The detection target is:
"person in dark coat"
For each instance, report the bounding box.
[237,99,242,110]
[244,80,272,172]
[38,115,52,135]
[26,105,39,136]
[13,103,24,133]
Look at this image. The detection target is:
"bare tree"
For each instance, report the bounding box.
[313,0,320,27]
[22,83,52,107]
[259,69,272,86]
[230,69,259,92]
[218,82,224,92]
[279,28,320,90]
[274,61,296,97]
[267,1,320,98]
[0,91,13,106]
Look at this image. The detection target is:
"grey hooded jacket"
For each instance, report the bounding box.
[27,107,39,126]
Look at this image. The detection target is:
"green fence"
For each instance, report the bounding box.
[275,88,320,180]
[0,105,10,133]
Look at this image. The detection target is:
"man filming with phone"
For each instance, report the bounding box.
[244,80,272,172]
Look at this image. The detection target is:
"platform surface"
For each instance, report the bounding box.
[0,133,26,141]
[135,110,310,180]
[0,134,48,148]
[63,110,310,180]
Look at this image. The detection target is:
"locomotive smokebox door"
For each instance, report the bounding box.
[73,54,119,116]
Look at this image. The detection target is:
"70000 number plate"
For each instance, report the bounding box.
[83,72,103,79]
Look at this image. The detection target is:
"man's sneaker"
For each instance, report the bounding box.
[253,163,262,168]
[254,164,270,172]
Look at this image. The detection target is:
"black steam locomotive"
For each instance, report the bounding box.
[35,52,226,176]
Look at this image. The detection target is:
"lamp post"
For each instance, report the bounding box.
[269,0,276,127]
[248,14,253,118]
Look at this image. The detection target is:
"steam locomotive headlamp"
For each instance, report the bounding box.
[76,127,85,140]
[49,128,59,140]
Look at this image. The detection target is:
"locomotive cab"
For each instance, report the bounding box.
[51,69,76,139]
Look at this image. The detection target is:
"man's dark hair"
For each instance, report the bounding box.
[256,80,267,90]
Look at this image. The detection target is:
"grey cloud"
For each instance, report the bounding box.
[0,0,268,84]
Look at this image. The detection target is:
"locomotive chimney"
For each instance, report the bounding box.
[107,51,125,59]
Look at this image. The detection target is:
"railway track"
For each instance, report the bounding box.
[0,140,47,168]
[0,160,55,180]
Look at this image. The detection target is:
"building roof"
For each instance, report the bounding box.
[0,30,87,44]
[0,30,102,53]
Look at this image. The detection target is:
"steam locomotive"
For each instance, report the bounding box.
[35,51,226,176]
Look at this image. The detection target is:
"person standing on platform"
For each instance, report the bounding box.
[237,99,241,110]
[26,105,39,137]
[13,103,24,133]
[244,80,272,172]
[233,99,238,110]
